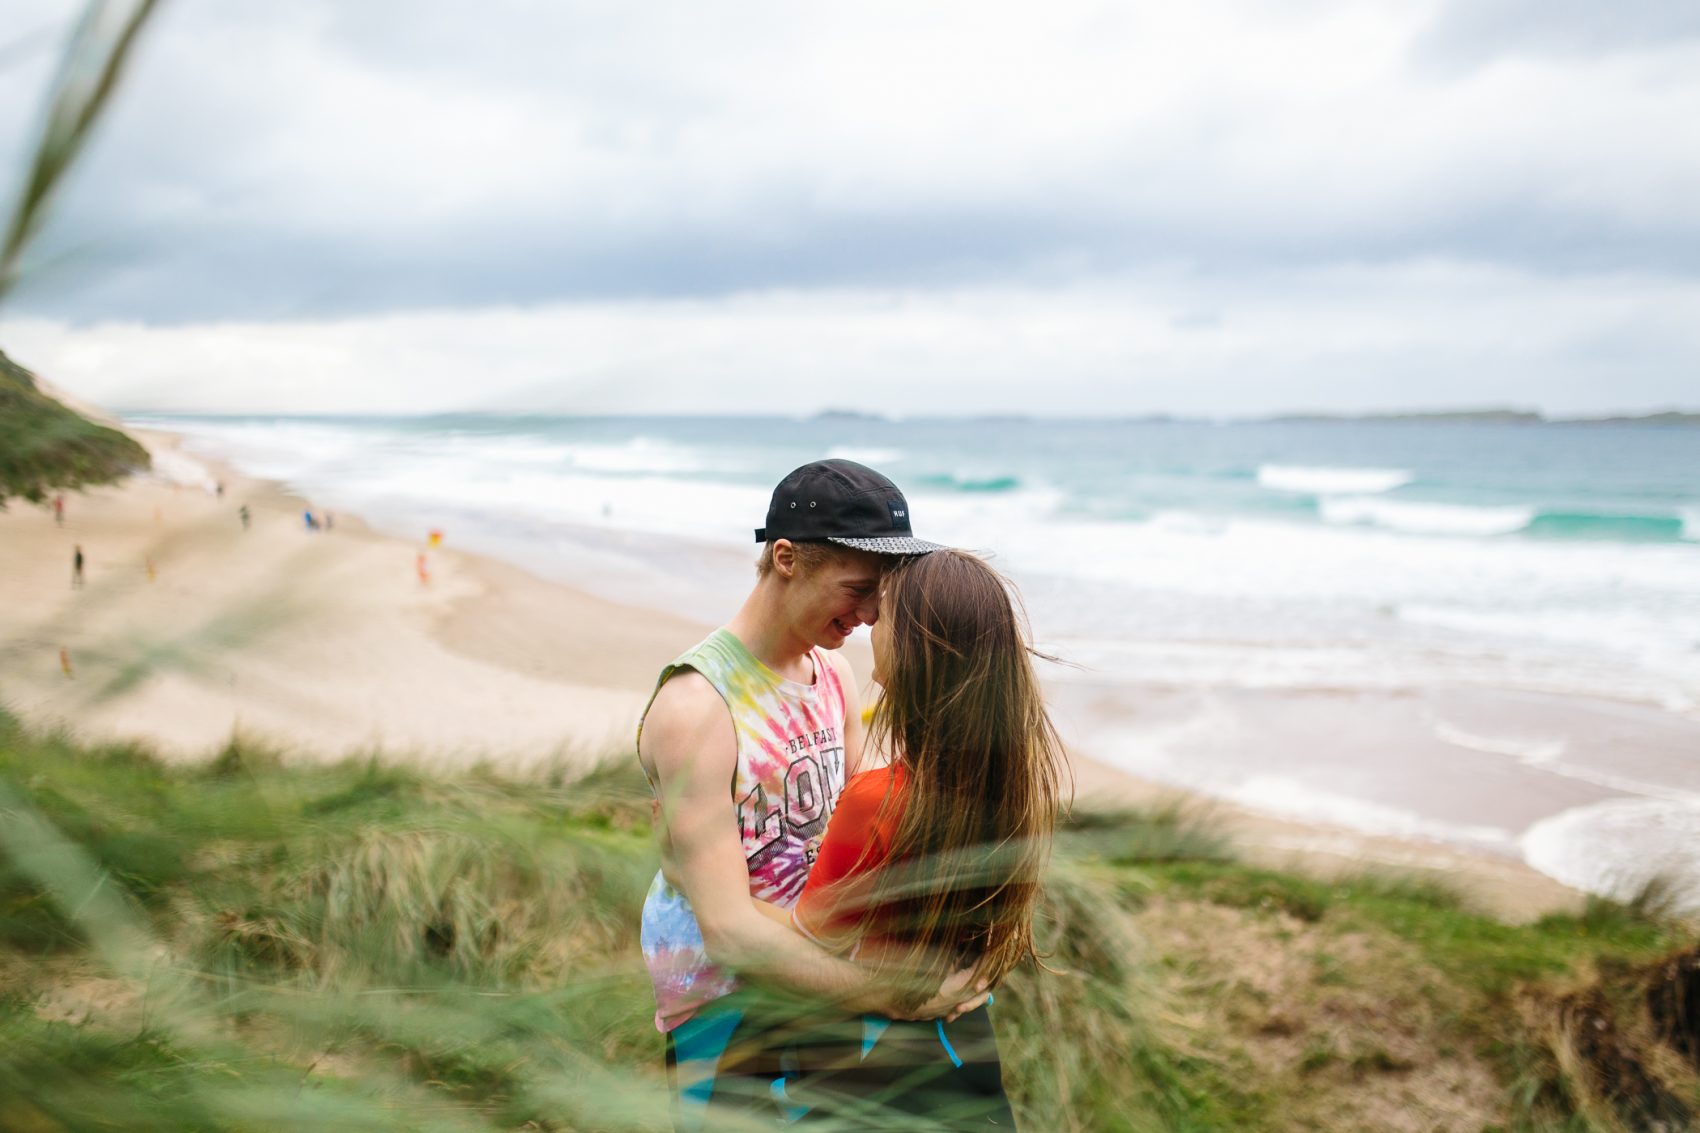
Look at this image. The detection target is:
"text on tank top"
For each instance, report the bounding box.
[637,628,849,1031]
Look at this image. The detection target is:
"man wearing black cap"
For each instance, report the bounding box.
[636,460,970,1125]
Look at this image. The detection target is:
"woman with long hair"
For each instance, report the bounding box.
[757,547,1068,1129]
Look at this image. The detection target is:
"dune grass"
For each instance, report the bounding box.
[1,0,159,306]
[0,0,158,508]
[0,348,151,508]
[1,708,1695,1131]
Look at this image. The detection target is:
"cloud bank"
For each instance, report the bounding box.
[1,0,1697,413]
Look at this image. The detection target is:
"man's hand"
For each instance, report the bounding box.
[887,966,991,1023]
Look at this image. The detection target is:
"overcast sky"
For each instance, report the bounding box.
[1,0,1698,416]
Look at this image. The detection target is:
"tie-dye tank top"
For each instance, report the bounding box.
[638,628,848,1032]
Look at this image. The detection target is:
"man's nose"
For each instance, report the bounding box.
[856,595,880,625]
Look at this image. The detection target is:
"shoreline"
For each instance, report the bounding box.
[0,428,1586,921]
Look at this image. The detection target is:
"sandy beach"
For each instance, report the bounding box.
[0,430,1586,921]
[0,429,702,770]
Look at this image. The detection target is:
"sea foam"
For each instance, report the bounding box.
[1226,774,1517,851]
[1522,798,1700,914]
[147,447,219,492]
[1320,497,1534,536]
[1430,718,1566,765]
[826,446,905,465]
[1257,464,1412,494]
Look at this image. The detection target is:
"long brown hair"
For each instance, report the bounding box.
[858,549,1068,1003]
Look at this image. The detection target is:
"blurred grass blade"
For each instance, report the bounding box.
[0,0,158,304]
[0,778,158,979]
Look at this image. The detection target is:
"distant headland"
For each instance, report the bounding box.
[1264,408,1699,426]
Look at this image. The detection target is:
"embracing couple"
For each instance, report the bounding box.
[638,459,1066,1130]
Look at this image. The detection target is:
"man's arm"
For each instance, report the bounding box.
[746,893,988,1021]
[642,670,899,1014]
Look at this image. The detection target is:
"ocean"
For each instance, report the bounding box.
[131,412,1700,909]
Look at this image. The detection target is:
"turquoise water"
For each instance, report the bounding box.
[130,410,1700,701]
[340,413,1700,541]
[130,411,1700,909]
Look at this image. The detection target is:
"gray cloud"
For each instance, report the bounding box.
[7,260,1697,417]
[0,0,1694,325]
[2,0,1698,413]
[1414,0,1700,70]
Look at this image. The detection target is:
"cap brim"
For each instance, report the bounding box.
[825,536,946,556]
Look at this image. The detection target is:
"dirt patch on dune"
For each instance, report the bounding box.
[1137,897,1505,1132]
[1525,943,1700,1132]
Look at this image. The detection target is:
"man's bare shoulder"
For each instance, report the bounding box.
[649,667,725,715]
[640,669,734,772]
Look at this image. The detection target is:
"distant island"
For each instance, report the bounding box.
[1266,407,1699,426]
[1575,410,1700,426]
[799,406,1698,427]
[809,408,889,424]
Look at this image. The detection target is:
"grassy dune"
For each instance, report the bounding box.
[1,709,1696,1132]
[0,349,151,508]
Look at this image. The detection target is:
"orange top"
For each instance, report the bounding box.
[792,764,910,952]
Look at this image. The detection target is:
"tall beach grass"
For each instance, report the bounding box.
[3,707,1696,1131]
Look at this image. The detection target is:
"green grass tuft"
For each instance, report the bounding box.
[3,710,1696,1132]
[0,347,151,505]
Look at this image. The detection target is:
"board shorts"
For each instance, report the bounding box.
[665,991,1017,1131]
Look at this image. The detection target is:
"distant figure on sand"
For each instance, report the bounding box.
[59,647,72,678]
[53,494,64,525]
[304,510,319,533]
[323,511,334,531]
[71,545,84,589]
[416,551,430,586]
[216,480,225,499]
[239,505,250,530]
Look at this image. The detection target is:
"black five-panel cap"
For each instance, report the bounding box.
[755,459,945,556]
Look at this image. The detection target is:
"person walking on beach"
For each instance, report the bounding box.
[239,505,250,530]
[52,494,64,526]
[71,545,84,589]
[637,459,979,1128]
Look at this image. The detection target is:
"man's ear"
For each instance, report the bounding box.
[771,538,799,579]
